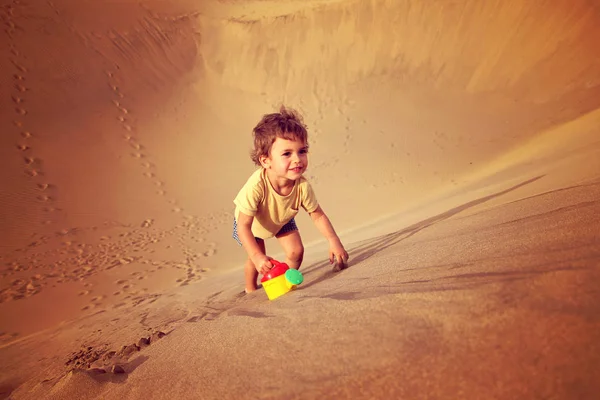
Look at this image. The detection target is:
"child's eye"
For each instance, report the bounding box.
[282,152,291,157]
[300,149,308,154]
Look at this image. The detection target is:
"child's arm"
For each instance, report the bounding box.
[309,206,349,266]
[236,212,273,274]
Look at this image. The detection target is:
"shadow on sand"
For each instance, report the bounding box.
[300,175,546,290]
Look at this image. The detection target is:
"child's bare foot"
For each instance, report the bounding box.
[244,283,263,294]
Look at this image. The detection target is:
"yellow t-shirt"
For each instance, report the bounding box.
[234,168,319,239]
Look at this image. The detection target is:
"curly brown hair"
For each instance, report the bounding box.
[250,105,308,166]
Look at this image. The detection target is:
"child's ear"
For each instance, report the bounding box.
[259,154,270,169]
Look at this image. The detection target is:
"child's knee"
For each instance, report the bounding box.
[287,245,304,262]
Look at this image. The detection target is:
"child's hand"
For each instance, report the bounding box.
[252,254,273,275]
[329,241,349,269]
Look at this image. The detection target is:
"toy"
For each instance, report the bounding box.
[260,259,304,300]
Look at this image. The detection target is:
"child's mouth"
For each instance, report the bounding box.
[290,167,303,173]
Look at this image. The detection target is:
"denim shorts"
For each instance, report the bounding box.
[232,218,298,246]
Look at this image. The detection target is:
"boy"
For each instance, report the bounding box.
[233,106,349,293]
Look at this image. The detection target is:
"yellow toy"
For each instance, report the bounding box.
[260,260,304,300]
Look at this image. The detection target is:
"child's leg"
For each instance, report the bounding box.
[276,230,304,269]
[244,238,266,292]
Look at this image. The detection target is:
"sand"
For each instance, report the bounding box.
[1,0,599,398]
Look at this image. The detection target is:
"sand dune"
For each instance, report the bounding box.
[1,0,599,398]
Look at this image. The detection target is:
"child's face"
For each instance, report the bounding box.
[262,137,309,181]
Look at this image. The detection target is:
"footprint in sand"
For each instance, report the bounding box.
[14,83,27,92]
[8,30,58,215]
[203,243,217,257]
[107,70,183,216]
[11,61,26,72]
[203,249,216,257]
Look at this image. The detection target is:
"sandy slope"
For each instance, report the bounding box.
[1,0,599,398]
